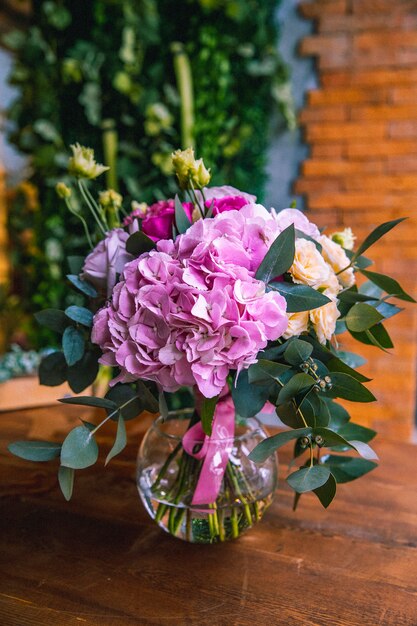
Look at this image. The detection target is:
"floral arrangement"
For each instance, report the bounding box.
[9,144,414,542]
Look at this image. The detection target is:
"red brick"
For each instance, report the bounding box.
[293,179,341,195]
[319,13,417,33]
[322,68,417,88]
[311,144,346,158]
[299,1,347,19]
[351,0,410,14]
[386,155,417,173]
[306,121,386,142]
[391,86,417,104]
[351,104,417,122]
[300,35,351,69]
[346,140,417,159]
[355,30,417,48]
[389,120,417,138]
[344,174,417,192]
[308,86,388,106]
[299,105,348,123]
[302,159,384,177]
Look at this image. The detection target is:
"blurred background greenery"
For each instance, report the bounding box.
[2,0,294,352]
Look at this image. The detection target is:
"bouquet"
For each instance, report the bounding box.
[9,144,414,543]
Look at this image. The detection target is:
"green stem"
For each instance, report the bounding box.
[102,118,119,191]
[152,440,182,491]
[172,42,194,149]
[65,199,93,249]
[77,180,106,236]
[90,395,140,436]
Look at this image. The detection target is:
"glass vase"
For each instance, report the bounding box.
[136,410,277,543]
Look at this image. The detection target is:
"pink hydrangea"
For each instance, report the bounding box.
[92,205,288,398]
[271,208,321,240]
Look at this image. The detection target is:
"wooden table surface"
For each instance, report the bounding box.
[0,405,416,626]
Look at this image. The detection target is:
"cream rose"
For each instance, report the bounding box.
[331,227,356,251]
[283,311,310,340]
[310,293,340,345]
[290,238,332,288]
[318,235,355,288]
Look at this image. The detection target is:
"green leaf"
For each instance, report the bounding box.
[348,440,379,461]
[299,391,325,428]
[322,398,350,430]
[59,396,117,410]
[67,349,99,393]
[327,372,376,402]
[360,269,415,303]
[67,255,85,275]
[313,473,337,508]
[326,356,371,382]
[34,308,68,333]
[284,338,313,366]
[136,380,160,414]
[65,305,93,327]
[335,351,367,369]
[201,396,219,436]
[269,282,331,312]
[353,217,406,258]
[323,455,377,483]
[345,303,384,332]
[312,428,378,460]
[345,250,373,269]
[276,402,305,429]
[62,326,85,366]
[174,194,192,234]
[337,422,376,443]
[338,289,379,304]
[58,466,75,501]
[8,440,61,462]
[67,274,97,298]
[105,384,143,420]
[125,231,156,255]
[105,415,127,465]
[350,324,393,350]
[61,426,99,469]
[248,360,291,384]
[248,427,312,463]
[255,223,295,283]
[232,369,272,418]
[39,351,67,386]
[294,229,322,253]
[287,465,331,493]
[278,373,315,404]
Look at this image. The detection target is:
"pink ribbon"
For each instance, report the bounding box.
[182,397,235,508]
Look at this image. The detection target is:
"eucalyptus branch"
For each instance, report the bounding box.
[89,395,140,436]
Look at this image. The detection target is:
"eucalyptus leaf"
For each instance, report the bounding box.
[323,455,377,483]
[59,396,117,410]
[345,303,384,333]
[353,217,406,259]
[278,373,315,404]
[326,356,371,382]
[125,231,155,255]
[255,224,295,283]
[360,269,415,303]
[34,308,68,333]
[67,255,85,274]
[313,473,337,508]
[58,466,75,501]
[65,305,93,327]
[276,402,305,429]
[201,396,219,436]
[39,351,68,386]
[284,338,313,366]
[67,349,99,393]
[335,351,367,369]
[287,465,331,493]
[248,360,290,385]
[326,372,376,403]
[322,398,350,430]
[338,422,377,443]
[174,195,192,234]
[105,415,127,465]
[62,326,85,366]
[61,425,98,469]
[8,440,61,462]
[105,384,143,420]
[67,274,97,298]
[248,427,312,463]
[350,324,393,350]
[269,282,331,312]
[232,369,272,418]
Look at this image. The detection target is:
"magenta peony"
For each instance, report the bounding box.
[92,205,288,398]
[123,200,194,242]
[81,228,133,297]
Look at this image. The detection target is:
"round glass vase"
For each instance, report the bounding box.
[137,410,277,544]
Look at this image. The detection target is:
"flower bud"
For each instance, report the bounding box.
[331,227,356,251]
[55,182,71,199]
[99,189,123,210]
[171,147,211,189]
[68,143,109,180]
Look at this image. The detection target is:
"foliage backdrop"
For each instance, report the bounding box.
[5,0,292,348]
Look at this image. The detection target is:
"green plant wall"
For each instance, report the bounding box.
[5,0,293,349]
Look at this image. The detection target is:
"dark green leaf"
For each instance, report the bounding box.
[345,250,373,269]
[248,427,312,463]
[276,402,305,429]
[323,455,377,483]
[136,381,159,414]
[248,360,290,385]
[65,305,93,327]
[67,349,99,393]
[298,390,321,427]
[338,422,377,443]
[284,338,313,366]
[322,398,350,430]
[255,224,295,283]
[350,324,393,350]
[105,415,127,465]
[34,308,68,333]
[326,356,371,382]
[59,396,117,410]
[345,303,384,332]
[67,255,85,274]
[269,282,331,312]
[360,269,415,303]
[338,289,378,304]
[353,217,406,258]
[287,465,331,493]
[62,326,85,366]
[278,373,315,404]
[232,369,272,418]
[125,231,155,255]
[201,396,219,436]
[335,351,366,369]
[8,440,61,462]
[61,425,98,469]
[174,194,192,234]
[39,351,67,386]
[105,384,143,420]
[312,428,378,460]
[313,473,337,507]
[327,372,376,402]
[67,274,97,297]
[58,466,75,501]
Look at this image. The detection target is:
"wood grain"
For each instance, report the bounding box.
[0,406,416,626]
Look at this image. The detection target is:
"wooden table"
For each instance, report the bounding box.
[1,405,416,626]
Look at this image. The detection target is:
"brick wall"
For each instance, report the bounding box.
[297,0,417,439]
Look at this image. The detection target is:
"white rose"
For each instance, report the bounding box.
[290,238,331,288]
[331,227,356,251]
[310,293,340,345]
[283,311,310,339]
[318,235,355,288]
